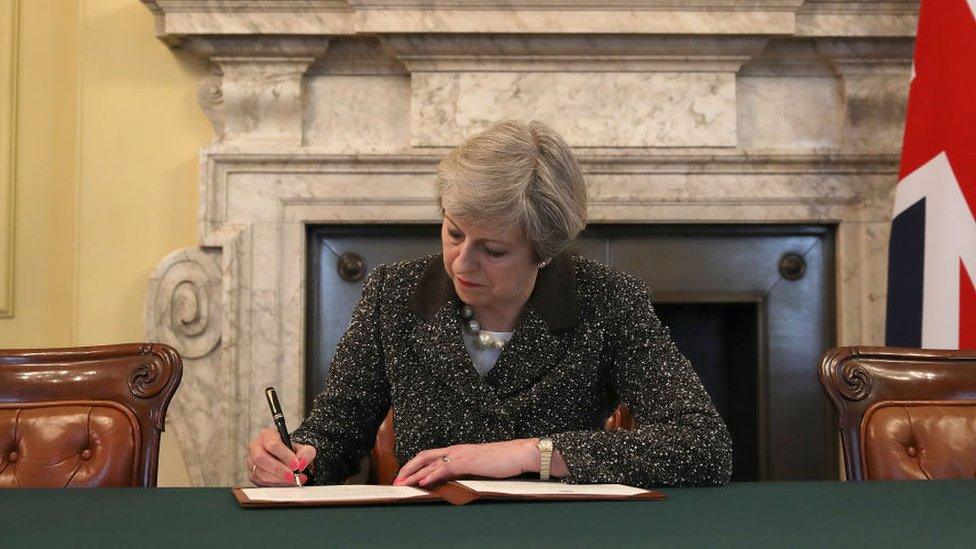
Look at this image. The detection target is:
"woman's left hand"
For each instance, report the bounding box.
[393,439,538,487]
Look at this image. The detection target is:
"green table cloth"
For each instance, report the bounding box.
[3,481,973,548]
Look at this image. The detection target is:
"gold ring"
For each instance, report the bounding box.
[251,464,258,476]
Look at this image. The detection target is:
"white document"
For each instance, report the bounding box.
[455,480,647,497]
[241,484,429,503]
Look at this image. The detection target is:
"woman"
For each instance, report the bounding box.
[247,120,732,489]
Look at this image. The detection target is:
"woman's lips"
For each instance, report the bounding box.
[456,277,482,288]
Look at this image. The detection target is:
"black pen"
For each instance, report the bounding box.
[264,386,303,487]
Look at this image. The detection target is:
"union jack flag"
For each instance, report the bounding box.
[885,0,976,349]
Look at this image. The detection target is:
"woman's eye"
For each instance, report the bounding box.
[448,230,463,240]
[485,248,506,258]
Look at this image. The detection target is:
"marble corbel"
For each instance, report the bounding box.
[817,38,914,153]
[181,37,332,146]
[145,247,225,486]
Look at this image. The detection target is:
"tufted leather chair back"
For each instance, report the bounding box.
[819,347,976,481]
[368,403,634,484]
[0,344,182,487]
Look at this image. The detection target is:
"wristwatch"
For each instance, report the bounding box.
[536,437,554,481]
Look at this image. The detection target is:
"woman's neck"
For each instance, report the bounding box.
[473,299,527,332]
[474,307,522,332]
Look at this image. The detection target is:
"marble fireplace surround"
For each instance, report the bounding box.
[141,1,918,486]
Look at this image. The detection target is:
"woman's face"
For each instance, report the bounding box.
[441,214,539,312]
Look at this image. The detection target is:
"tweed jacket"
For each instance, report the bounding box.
[292,252,733,488]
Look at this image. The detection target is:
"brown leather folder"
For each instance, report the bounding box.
[233,481,666,508]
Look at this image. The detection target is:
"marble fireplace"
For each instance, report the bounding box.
[141,0,917,486]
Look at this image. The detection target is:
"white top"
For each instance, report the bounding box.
[461,330,514,376]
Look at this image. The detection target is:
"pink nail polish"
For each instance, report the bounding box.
[297,458,307,470]
[289,459,300,470]
[284,472,294,482]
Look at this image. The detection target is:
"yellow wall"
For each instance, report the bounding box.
[0,0,211,486]
[0,0,77,341]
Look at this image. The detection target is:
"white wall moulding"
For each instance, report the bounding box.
[142,0,918,485]
[196,151,899,234]
[0,0,19,318]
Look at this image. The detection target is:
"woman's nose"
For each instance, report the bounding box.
[454,243,477,273]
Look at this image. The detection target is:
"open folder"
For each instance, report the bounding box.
[233,480,666,508]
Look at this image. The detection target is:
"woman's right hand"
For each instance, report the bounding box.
[246,428,316,486]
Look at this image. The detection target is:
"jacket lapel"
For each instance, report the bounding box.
[409,300,498,408]
[484,253,578,397]
[482,305,568,398]
[406,252,579,402]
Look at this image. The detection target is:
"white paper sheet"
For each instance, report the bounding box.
[455,480,647,497]
[241,484,429,503]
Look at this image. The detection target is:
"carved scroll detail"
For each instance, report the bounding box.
[146,248,222,359]
[126,345,179,400]
[834,361,873,401]
[197,71,225,142]
[129,362,162,398]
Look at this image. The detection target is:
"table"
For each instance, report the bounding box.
[3,480,974,548]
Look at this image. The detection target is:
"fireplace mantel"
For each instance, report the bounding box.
[141,1,917,39]
[142,0,917,485]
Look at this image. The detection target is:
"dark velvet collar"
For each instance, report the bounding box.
[406,252,579,333]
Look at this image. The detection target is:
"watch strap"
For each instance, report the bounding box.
[538,438,553,481]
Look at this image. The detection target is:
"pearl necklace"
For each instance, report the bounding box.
[460,304,508,350]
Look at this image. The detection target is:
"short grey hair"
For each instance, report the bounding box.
[435,120,588,262]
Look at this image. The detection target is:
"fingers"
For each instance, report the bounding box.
[395,448,443,482]
[294,444,316,472]
[246,457,307,487]
[259,429,300,470]
[247,428,303,486]
[248,459,282,486]
[252,470,307,486]
[253,450,296,482]
[397,458,446,486]
[418,461,457,487]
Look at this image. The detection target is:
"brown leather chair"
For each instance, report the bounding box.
[819,346,976,481]
[0,343,182,487]
[368,404,635,484]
